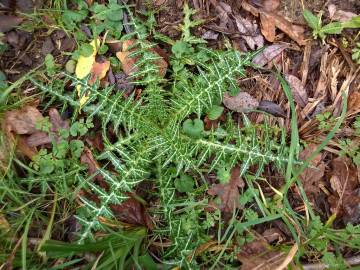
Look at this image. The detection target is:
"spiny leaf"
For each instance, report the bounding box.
[303,9,321,31]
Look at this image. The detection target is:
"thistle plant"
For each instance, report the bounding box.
[31,4,291,265]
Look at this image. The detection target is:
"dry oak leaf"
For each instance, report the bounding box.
[252,43,288,67]
[328,4,358,22]
[285,74,309,108]
[2,106,43,159]
[207,166,245,212]
[234,15,264,50]
[242,1,306,46]
[3,106,43,135]
[223,92,259,113]
[26,108,69,147]
[298,144,325,198]
[116,39,168,77]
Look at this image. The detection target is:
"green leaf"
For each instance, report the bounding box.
[172,41,193,58]
[91,3,108,20]
[182,119,204,139]
[138,253,158,270]
[229,86,240,96]
[45,54,55,75]
[79,43,94,57]
[342,15,360,28]
[303,9,321,30]
[98,44,108,55]
[70,140,85,159]
[0,71,8,89]
[53,140,69,159]
[321,22,343,34]
[208,105,224,120]
[106,6,123,22]
[62,10,88,30]
[174,174,195,193]
[216,166,230,183]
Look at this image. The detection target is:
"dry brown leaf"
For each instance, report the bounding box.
[234,15,264,50]
[223,92,259,112]
[242,1,306,46]
[265,12,306,46]
[110,195,154,229]
[260,13,276,42]
[298,144,325,198]
[263,0,280,12]
[328,157,360,223]
[26,108,69,147]
[348,91,360,112]
[0,15,23,33]
[4,106,43,135]
[328,4,358,22]
[285,74,309,108]
[252,43,288,67]
[262,228,284,243]
[80,148,109,190]
[116,39,167,77]
[237,238,285,270]
[88,60,110,85]
[207,166,244,212]
[258,100,286,117]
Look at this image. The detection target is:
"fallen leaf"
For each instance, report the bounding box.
[298,144,325,198]
[258,100,286,117]
[110,195,154,229]
[260,13,276,42]
[208,166,245,212]
[0,15,23,32]
[327,157,360,223]
[285,74,309,108]
[262,228,284,243]
[252,44,288,67]
[75,39,99,79]
[2,106,43,159]
[80,148,109,190]
[266,13,306,45]
[202,30,219,40]
[348,91,360,112]
[234,15,264,50]
[75,39,100,107]
[223,92,259,113]
[88,60,110,85]
[3,106,43,135]
[26,108,69,147]
[116,39,167,77]
[242,2,306,46]
[328,4,358,22]
[263,0,280,12]
[237,237,285,270]
[41,37,54,56]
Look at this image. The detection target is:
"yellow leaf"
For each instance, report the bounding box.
[75,39,99,79]
[75,39,99,108]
